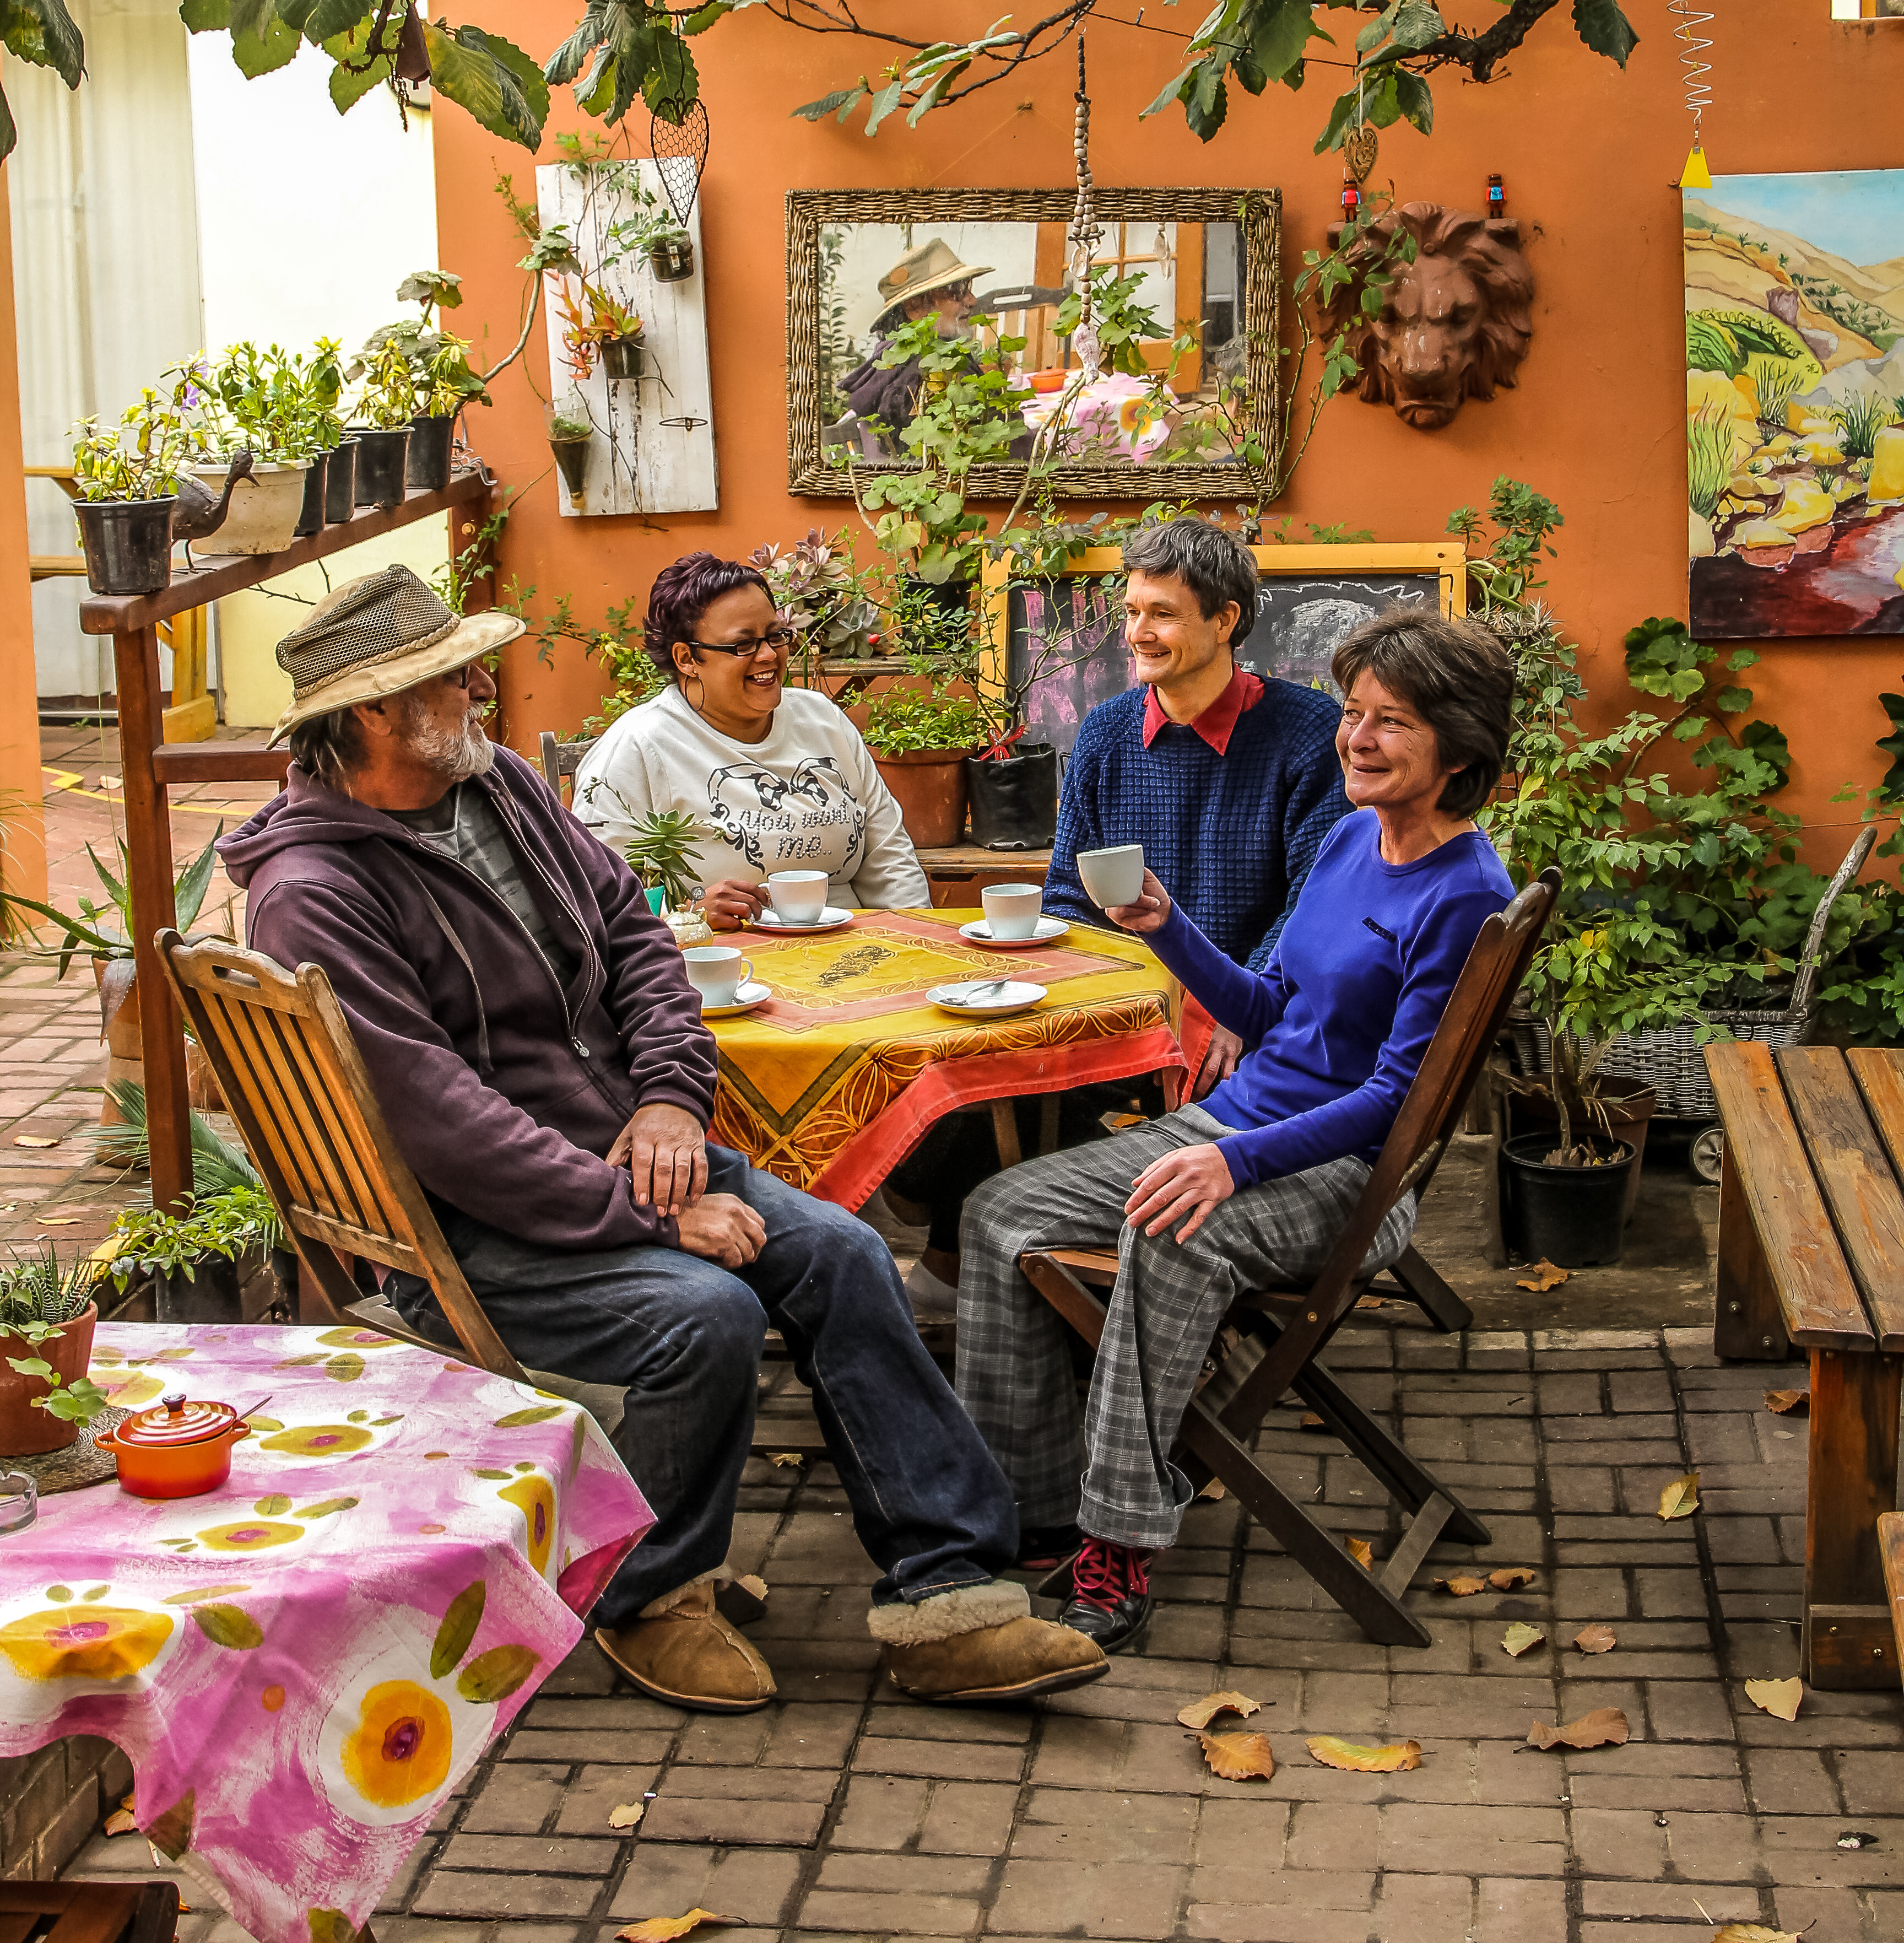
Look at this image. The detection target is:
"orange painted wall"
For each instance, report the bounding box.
[0,161,46,905]
[433,3,1904,870]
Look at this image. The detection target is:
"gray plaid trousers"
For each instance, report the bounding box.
[955,1105,1416,1551]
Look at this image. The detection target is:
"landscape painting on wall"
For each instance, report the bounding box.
[1685,169,1904,636]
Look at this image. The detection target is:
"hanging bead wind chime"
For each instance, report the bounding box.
[1067,39,1105,382]
[1669,0,1715,187]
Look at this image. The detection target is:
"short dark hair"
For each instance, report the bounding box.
[1120,517,1261,650]
[286,705,371,791]
[1330,610,1515,819]
[644,552,771,685]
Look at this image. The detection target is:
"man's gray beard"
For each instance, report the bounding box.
[408,702,495,784]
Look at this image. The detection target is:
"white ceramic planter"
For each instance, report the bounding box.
[190,459,312,556]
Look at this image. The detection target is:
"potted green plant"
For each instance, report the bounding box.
[349,337,418,508]
[0,1246,110,1458]
[751,530,883,662]
[0,828,225,1124]
[172,342,327,556]
[69,391,200,595]
[866,672,987,848]
[105,1181,282,1325]
[619,809,711,931]
[546,396,594,507]
[647,220,694,284]
[284,340,347,536]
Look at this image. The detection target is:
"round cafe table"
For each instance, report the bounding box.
[704,906,1212,1206]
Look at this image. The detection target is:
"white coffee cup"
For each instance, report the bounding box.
[683,944,753,1008]
[766,871,829,924]
[982,882,1043,941]
[1075,843,1145,910]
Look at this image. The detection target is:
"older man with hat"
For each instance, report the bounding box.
[217,564,1106,1714]
[841,238,993,435]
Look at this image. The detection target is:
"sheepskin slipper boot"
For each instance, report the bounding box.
[594,1578,776,1713]
[870,1579,1109,1704]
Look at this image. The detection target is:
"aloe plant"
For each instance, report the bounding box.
[0,826,222,980]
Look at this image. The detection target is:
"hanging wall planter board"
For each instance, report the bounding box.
[537,159,718,516]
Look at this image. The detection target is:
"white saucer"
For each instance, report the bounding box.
[959,916,1070,949]
[930,979,1047,1018]
[752,907,855,933]
[700,981,772,1018]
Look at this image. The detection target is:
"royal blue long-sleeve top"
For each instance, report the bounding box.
[1146,808,1515,1187]
[1045,679,1351,969]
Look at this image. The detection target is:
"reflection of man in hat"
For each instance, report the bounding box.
[217,565,1106,1717]
[842,238,994,435]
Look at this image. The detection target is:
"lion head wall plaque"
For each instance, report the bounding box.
[1319,202,1534,430]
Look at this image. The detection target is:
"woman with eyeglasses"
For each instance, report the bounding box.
[573,551,929,927]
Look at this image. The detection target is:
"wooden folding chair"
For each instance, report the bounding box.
[158,930,526,1380]
[539,730,601,808]
[0,1885,178,1943]
[1021,870,1559,1648]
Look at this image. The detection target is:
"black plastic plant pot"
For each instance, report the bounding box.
[293,451,329,537]
[152,1256,245,1325]
[351,427,410,509]
[406,412,457,491]
[966,742,1059,849]
[904,574,972,622]
[649,236,695,283]
[74,497,176,596]
[323,439,358,523]
[1500,1134,1636,1269]
[599,336,645,380]
[550,436,591,504]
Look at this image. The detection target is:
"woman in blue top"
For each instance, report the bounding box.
[955,609,1517,1652]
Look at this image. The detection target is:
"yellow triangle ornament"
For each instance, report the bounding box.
[1679,144,1712,191]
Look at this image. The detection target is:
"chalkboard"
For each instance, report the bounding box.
[993,549,1461,758]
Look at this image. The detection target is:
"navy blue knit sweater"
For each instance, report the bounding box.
[1045,681,1351,970]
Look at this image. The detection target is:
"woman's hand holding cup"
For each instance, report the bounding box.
[1105,868,1172,935]
[700,878,770,930]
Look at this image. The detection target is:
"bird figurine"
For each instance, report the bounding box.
[171,449,254,568]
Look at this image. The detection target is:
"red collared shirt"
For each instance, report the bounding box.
[1140,665,1266,756]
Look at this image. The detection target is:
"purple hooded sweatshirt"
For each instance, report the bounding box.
[217,746,717,1254]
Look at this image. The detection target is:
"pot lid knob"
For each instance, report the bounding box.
[163,1393,186,1411]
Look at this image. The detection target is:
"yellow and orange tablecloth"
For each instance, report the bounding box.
[705,908,1211,1206]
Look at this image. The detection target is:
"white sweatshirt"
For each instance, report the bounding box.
[572,683,932,911]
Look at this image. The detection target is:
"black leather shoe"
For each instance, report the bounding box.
[1018,1525,1080,1574]
[1053,1536,1153,1655]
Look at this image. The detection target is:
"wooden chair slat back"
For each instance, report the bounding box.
[160,932,528,1380]
[539,731,601,807]
[1302,868,1559,1300]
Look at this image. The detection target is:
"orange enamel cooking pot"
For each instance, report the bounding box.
[95,1392,254,1498]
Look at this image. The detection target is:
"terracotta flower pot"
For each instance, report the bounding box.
[874,749,972,849]
[0,1303,97,1456]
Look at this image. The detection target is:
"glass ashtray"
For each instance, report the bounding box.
[0,1472,39,1534]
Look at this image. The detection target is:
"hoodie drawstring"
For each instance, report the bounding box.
[378,841,494,1079]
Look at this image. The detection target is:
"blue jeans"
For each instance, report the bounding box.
[386,1145,1016,1627]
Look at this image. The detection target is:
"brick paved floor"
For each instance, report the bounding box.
[63,1320,1904,1942]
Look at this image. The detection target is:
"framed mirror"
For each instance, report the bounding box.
[785,187,1281,501]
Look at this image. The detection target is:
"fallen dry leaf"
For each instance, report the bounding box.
[1354,1294,1391,1310]
[99,774,121,789]
[36,1217,79,1226]
[104,1792,137,1836]
[1197,1478,1227,1501]
[1435,1574,1487,1597]
[1195,1730,1276,1782]
[1515,1259,1571,1292]
[1501,1622,1546,1658]
[1524,1707,1630,1751]
[1745,1676,1803,1721]
[12,1135,57,1148]
[1346,1537,1374,1570]
[1307,1735,1422,1773]
[1299,1412,1327,1432]
[1657,1471,1701,1521]
[1488,1567,1537,1591]
[613,1916,742,1943]
[1177,1690,1262,1731]
[1764,1389,1810,1416]
[1573,1624,1618,1654]
[608,1802,645,1830]
[1712,1928,1804,1942]
[765,1453,803,1468]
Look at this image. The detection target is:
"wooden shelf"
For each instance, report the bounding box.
[79,470,489,634]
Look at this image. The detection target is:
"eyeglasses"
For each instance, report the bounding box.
[683,628,795,659]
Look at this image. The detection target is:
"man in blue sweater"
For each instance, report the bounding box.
[1044,517,1351,1098]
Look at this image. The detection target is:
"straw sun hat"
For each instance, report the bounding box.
[874,239,994,329]
[267,564,523,748]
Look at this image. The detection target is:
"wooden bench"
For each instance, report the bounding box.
[1707,1039,1904,1688]
[0,1885,177,1943]
[1880,1513,1904,1692]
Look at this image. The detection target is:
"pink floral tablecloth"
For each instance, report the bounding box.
[0,1323,650,1943]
